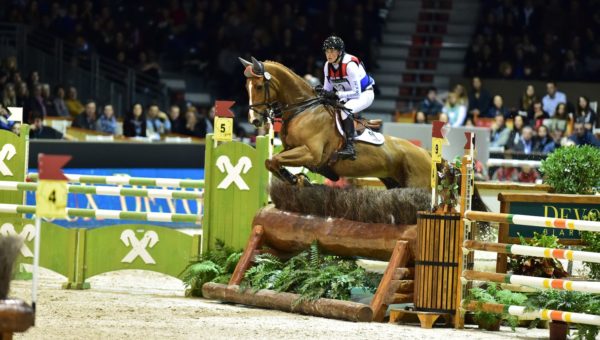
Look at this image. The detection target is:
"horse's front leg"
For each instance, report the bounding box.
[265,145,322,186]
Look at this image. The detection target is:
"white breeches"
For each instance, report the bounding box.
[341,90,375,119]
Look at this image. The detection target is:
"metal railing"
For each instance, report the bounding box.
[0,23,168,117]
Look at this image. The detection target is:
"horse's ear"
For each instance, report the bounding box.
[251,56,264,75]
[239,57,252,68]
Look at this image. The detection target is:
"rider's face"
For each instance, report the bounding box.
[325,49,341,64]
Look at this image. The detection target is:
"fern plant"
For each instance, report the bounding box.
[180,239,242,297]
[243,241,381,303]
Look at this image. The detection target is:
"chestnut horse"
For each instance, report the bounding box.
[240,57,432,189]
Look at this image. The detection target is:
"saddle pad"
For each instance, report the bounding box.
[335,115,385,146]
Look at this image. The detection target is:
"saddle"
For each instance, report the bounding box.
[355,118,382,133]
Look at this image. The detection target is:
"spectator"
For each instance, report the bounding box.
[534,125,551,153]
[52,85,69,117]
[490,112,512,149]
[72,101,97,130]
[438,112,449,125]
[146,104,171,137]
[452,84,468,107]
[518,166,539,183]
[26,84,47,120]
[542,82,566,117]
[486,95,510,119]
[183,106,207,138]
[492,165,519,182]
[544,103,569,134]
[417,87,443,117]
[442,93,467,127]
[529,101,549,129]
[40,83,56,117]
[96,104,117,135]
[509,125,535,154]
[2,83,16,107]
[169,105,186,134]
[518,84,537,114]
[575,96,597,131]
[65,86,84,117]
[414,111,427,124]
[123,103,147,137]
[15,82,28,108]
[568,118,600,146]
[506,115,525,150]
[467,76,492,120]
[543,128,566,154]
[28,110,64,139]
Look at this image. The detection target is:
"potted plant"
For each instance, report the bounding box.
[467,283,528,331]
[527,289,600,340]
[540,145,600,195]
[508,232,568,278]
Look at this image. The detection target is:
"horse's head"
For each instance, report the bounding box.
[239,56,276,128]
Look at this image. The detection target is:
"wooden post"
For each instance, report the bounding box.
[370,240,411,322]
[454,154,472,329]
[228,225,264,285]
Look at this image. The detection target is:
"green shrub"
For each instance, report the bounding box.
[540,145,600,194]
[468,283,528,331]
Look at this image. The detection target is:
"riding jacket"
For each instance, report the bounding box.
[323,53,375,101]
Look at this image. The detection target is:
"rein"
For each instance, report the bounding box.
[247,76,348,129]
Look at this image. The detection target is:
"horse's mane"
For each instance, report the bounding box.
[264,60,313,93]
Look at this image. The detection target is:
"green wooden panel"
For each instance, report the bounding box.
[202,135,269,252]
[83,224,199,280]
[3,217,76,278]
[0,125,29,207]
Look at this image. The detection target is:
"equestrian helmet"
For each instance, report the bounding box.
[322,36,345,53]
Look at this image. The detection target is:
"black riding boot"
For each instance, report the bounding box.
[338,116,356,160]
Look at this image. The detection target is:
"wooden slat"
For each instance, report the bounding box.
[392,293,414,304]
[228,225,264,285]
[370,240,411,322]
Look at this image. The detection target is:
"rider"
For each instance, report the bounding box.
[321,35,375,160]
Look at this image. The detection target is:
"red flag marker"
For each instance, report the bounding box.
[432,121,445,138]
[464,132,476,150]
[38,154,71,180]
[215,100,235,118]
[273,118,282,133]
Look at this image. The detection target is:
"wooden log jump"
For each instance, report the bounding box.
[202,283,373,322]
[464,210,600,233]
[461,300,600,327]
[252,206,417,261]
[463,270,600,294]
[464,239,600,263]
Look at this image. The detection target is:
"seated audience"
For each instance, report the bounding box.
[418,87,443,117]
[123,103,147,137]
[72,100,97,130]
[96,104,117,135]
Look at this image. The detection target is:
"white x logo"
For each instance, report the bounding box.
[215,155,252,190]
[0,144,17,177]
[0,223,35,257]
[120,230,159,264]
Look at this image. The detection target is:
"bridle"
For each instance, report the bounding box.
[246,67,327,128]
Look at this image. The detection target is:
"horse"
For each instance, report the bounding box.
[239,57,432,189]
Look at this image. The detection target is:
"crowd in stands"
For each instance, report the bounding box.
[414,76,600,183]
[2,0,388,102]
[466,0,600,80]
[0,55,231,140]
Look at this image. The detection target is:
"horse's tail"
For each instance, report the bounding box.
[0,236,23,299]
[471,186,489,212]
